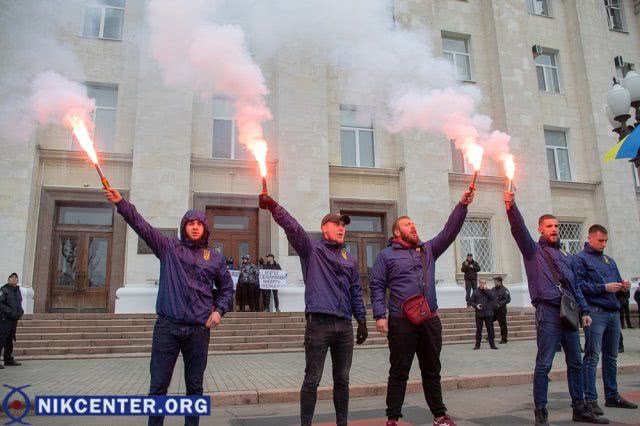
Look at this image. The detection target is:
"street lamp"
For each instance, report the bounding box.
[606,71,640,167]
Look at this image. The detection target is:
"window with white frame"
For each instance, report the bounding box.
[83,0,125,40]
[535,50,560,93]
[459,219,494,272]
[442,35,472,81]
[526,0,550,16]
[605,0,627,32]
[72,84,117,152]
[340,105,375,167]
[545,129,572,181]
[212,98,250,160]
[559,222,583,255]
[450,140,469,173]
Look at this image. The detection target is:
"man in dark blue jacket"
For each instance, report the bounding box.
[369,189,474,426]
[574,224,637,416]
[259,194,367,426]
[105,188,234,426]
[504,191,604,425]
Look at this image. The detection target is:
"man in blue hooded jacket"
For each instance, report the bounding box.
[503,191,605,425]
[574,224,637,416]
[105,188,234,426]
[259,193,367,426]
[369,189,474,426]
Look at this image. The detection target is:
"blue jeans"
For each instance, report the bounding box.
[533,304,584,408]
[582,306,621,401]
[148,316,211,426]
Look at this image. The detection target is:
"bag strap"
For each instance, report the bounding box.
[541,247,564,293]
[420,247,428,296]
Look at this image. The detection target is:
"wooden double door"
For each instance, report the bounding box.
[48,204,114,312]
[344,236,385,306]
[207,207,259,268]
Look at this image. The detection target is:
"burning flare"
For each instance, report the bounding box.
[64,114,111,189]
[248,139,268,194]
[503,154,516,210]
[462,137,484,191]
[65,115,98,164]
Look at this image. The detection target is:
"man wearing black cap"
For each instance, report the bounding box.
[259,193,367,426]
[461,253,480,306]
[0,273,24,368]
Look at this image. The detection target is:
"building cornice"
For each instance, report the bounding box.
[448,172,505,188]
[549,180,598,193]
[190,156,276,173]
[329,165,401,179]
[37,147,133,166]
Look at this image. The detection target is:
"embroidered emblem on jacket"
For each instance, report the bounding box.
[203,249,210,261]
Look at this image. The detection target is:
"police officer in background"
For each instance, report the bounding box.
[491,276,511,344]
[0,273,24,368]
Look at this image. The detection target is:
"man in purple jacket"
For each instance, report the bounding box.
[369,189,475,426]
[259,193,367,426]
[504,191,605,426]
[105,188,234,426]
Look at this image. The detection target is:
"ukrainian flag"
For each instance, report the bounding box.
[604,126,640,162]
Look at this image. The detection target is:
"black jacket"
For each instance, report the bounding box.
[491,285,511,310]
[469,288,495,319]
[616,289,630,305]
[262,261,281,271]
[0,284,24,321]
[461,260,480,281]
[635,287,640,305]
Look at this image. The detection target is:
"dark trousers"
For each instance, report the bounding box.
[533,304,584,408]
[386,315,446,420]
[0,320,17,362]
[148,316,211,426]
[237,283,258,311]
[494,307,508,341]
[300,313,354,426]
[475,315,495,345]
[261,289,279,311]
[464,279,477,304]
[619,302,632,328]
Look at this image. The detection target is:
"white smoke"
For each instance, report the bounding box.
[147,0,271,147]
[149,0,512,164]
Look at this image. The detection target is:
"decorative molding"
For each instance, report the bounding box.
[329,165,401,179]
[38,148,133,166]
[448,172,505,188]
[549,180,598,193]
[191,156,277,173]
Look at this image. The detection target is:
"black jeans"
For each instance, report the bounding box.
[261,289,279,311]
[237,282,258,311]
[494,307,508,341]
[464,280,477,303]
[0,320,17,362]
[475,315,495,345]
[386,315,446,420]
[148,316,211,426]
[619,302,632,328]
[300,313,354,426]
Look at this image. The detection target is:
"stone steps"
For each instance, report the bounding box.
[14,308,536,359]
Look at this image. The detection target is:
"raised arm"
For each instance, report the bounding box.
[259,195,312,258]
[105,189,171,258]
[431,202,469,259]
[505,198,537,259]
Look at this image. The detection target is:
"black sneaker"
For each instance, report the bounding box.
[588,400,604,416]
[4,360,21,366]
[534,407,548,425]
[490,345,498,350]
[605,395,638,409]
[0,364,4,369]
[573,401,610,424]
[499,339,507,344]
[473,344,480,350]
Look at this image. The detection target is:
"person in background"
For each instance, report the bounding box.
[238,255,259,312]
[261,254,282,312]
[491,276,511,344]
[461,253,480,307]
[469,278,497,350]
[0,272,24,369]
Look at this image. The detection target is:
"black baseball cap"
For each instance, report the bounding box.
[321,213,351,226]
